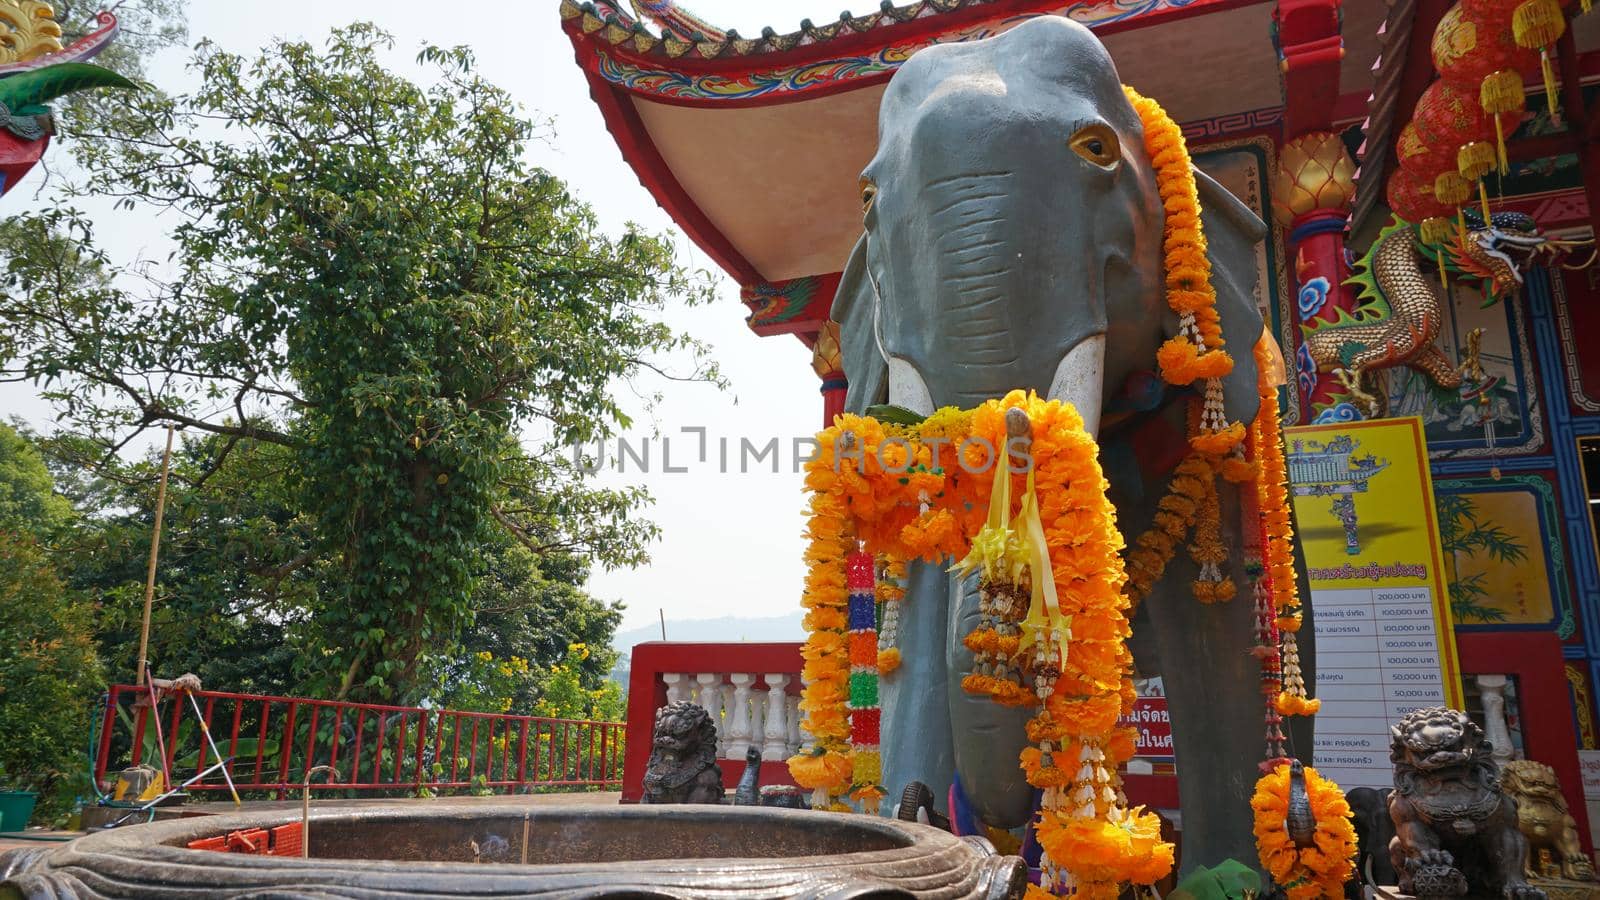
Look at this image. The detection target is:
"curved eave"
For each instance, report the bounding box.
[573,58,763,284]
[562,0,1259,110]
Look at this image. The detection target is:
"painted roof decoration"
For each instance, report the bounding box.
[561,0,1208,61]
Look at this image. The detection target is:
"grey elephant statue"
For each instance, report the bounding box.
[829,16,1314,872]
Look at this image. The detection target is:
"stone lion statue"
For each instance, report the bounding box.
[1387,707,1544,900]
[1501,760,1596,883]
[641,701,723,805]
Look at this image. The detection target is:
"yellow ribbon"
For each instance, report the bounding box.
[1014,467,1071,664]
[951,441,1017,582]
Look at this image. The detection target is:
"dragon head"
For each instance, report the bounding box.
[1449,211,1548,302]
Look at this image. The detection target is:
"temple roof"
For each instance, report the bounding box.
[561,0,1386,332]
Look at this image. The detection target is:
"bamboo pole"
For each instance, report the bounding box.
[135,425,176,687]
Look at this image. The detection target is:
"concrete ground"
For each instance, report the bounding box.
[0,791,622,855]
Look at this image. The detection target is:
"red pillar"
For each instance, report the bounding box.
[812,321,845,429]
[1272,0,1354,422]
[821,374,846,428]
[1284,193,1360,421]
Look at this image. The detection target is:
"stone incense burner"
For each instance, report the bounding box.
[0,804,1026,898]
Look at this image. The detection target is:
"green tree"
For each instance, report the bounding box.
[48,432,317,693]
[1,26,714,701]
[0,426,101,824]
[0,421,73,534]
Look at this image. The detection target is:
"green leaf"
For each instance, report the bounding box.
[865,404,928,426]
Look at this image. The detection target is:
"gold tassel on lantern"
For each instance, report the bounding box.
[1513,0,1567,117]
[1420,216,1454,292]
[1435,170,1472,241]
[1480,70,1526,175]
[1458,141,1497,223]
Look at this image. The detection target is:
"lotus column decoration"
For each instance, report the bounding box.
[1271,131,1359,423]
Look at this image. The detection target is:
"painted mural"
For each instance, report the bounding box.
[1384,277,1541,457]
[1434,475,1574,637]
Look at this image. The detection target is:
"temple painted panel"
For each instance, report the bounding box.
[1434,474,1575,638]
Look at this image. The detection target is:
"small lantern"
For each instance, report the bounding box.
[1419,215,1457,291]
[1479,69,1526,172]
[1458,141,1498,221]
[1419,216,1455,245]
[1513,0,1566,115]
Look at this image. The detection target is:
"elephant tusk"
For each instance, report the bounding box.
[1047,334,1106,437]
[887,357,936,416]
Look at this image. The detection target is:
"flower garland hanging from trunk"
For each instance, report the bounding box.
[789,393,1172,896]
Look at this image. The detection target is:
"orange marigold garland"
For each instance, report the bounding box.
[793,393,1173,894]
[1249,338,1318,718]
[1118,86,1254,608]
[1122,454,1212,609]
[1124,86,1242,464]
[1251,762,1357,899]
[1188,473,1235,603]
[877,557,906,675]
[789,473,856,807]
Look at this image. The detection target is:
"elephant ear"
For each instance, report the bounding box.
[831,233,889,414]
[1194,168,1267,426]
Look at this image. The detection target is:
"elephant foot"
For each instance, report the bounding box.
[1502,883,1548,900]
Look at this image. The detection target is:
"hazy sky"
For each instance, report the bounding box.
[1,0,836,633]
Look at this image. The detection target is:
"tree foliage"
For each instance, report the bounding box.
[0,26,715,701]
[0,425,102,821]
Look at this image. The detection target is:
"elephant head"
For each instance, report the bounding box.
[830,15,1311,873]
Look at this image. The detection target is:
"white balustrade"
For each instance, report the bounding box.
[696,673,725,753]
[787,694,804,755]
[662,672,690,706]
[726,673,756,758]
[657,670,803,762]
[762,674,791,759]
[749,688,766,760]
[1475,674,1516,764]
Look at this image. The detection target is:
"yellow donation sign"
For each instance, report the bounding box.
[1284,416,1463,790]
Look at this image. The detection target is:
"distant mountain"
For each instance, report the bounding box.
[607,612,805,685]
[612,611,804,650]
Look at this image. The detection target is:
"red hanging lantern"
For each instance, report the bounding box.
[1412,79,1497,146]
[1387,168,1453,223]
[1469,0,1582,12]
[1396,122,1457,182]
[1434,2,1537,86]
[1462,0,1526,17]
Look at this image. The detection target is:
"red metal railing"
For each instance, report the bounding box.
[95,684,624,795]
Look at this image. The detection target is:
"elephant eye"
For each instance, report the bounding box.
[1070,124,1120,169]
[859,178,878,215]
